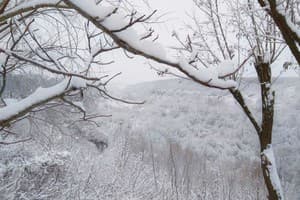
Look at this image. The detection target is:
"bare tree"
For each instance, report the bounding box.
[170,0,287,199]
[0,1,298,199]
[0,0,144,130]
[257,0,300,65]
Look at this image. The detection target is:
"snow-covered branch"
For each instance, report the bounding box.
[261,145,284,200]
[0,0,239,90]
[258,0,300,64]
[0,77,86,127]
[63,0,237,89]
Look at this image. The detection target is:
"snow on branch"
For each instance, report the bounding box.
[0,77,86,127]
[179,56,237,88]
[275,2,300,42]
[261,145,284,200]
[0,0,238,89]
[217,53,253,79]
[258,0,300,64]
[63,0,237,90]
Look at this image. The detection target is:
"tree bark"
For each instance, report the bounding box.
[255,60,282,200]
[257,0,300,65]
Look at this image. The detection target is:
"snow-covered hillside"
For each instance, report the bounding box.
[103,77,300,199]
[112,77,300,161]
[0,76,299,199]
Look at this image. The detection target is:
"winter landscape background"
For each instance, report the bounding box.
[0,75,299,200]
[0,0,299,199]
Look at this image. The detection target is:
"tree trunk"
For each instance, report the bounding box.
[256,60,283,200]
[257,0,300,65]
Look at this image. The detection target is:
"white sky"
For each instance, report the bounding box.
[106,0,194,86]
[105,0,298,87]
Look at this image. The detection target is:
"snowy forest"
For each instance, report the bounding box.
[0,0,299,199]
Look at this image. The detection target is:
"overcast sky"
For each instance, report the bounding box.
[105,0,194,86]
[105,0,297,87]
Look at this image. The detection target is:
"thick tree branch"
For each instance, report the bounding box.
[258,0,300,64]
[0,0,10,15]
[63,0,236,90]
[229,88,262,135]
[0,77,86,127]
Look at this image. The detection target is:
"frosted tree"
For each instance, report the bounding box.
[0,0,143,129]
[257,0,300,65]
[175,0,286,198]
[0,0,299,199]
